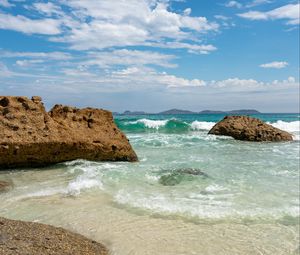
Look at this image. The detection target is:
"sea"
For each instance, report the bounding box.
[0,113,299,255]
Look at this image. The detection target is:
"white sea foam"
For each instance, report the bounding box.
[131,119,168,129]
[190,121,216,130]
[67,178,102,195]
[269,120,300,132]
[114,189,237,218]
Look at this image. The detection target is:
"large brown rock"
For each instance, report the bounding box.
[208,115,293,142]
[0,96,137,169]
[0,217,108,255]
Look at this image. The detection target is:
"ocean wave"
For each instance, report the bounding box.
[130,119,168,129]
[113,189,300,219]
[269,120,300,133]
[190,121,216,130]
[117,118,300,136]
[118,118,215,132]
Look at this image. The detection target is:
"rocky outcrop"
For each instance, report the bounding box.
[208,116,293,142]
[0,217,108,255]
[0,96,137,169]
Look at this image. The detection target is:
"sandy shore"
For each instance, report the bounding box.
[0,217,109,255]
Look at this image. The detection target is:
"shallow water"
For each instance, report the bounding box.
[0,113,299,254]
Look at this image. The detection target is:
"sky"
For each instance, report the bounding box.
[0,0,299,112]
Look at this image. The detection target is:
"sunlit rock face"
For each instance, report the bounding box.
[209,115,293,142]
[0,96,137,169]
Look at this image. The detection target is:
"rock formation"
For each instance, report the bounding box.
[0,217,108,255]
[0,96,137,169]
[208,115,293,142]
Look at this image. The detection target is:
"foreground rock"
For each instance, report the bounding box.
[0,96,137,169]
[208,116,293,142]
[0,217,108,255]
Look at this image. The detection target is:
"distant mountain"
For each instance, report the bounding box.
[118,109,261,115]
[199,110,224,114]
[122,110,147,115]
[199,109,260,114]
[159,109,195,115]
[227,109,260,114]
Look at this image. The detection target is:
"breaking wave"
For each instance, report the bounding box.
[268,120,300,133]
[116,118,299,135]
[116,118,214,132]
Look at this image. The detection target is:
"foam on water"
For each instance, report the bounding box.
[269,120,300,132]
[113,188,300,219]
[190,121,216,130]
[67,177,103,195]
[130,119,168,129]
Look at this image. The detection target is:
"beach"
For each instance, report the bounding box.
[0,113,299,255]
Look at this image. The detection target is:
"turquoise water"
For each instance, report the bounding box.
[112,113,300,221]
[0,113,299,254]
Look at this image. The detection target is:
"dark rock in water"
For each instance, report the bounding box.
[0,180,12,192]
[208,115,293,142]
[0,96,138,169]
[177,168,209,177]
[159,173,184,186]
[159,168,209,186]
[0,217,108,255]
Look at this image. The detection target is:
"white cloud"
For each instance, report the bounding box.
[205,77,299,95]
[183,8,191,16]
[83,49,177,68]
[260,61,289,69]
[0,1,219,54]
[214,15,230,21]
[0,62,12,77]
[246,0,271,8]
[149,41,217,54]
[225,0,271,9]
[32,2,63,16]
[49,0,218,51]
[0,0,13,8]
[238,4,300,25]
[16,59,44,67]
[0,13,62,35]
[1,51,72,60]
[225,1,242,8]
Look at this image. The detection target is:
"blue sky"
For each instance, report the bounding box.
[0,0,299,112]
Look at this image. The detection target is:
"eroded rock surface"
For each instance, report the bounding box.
[0,217,108,255]
[208,115,293,142]
[0,96,137,168]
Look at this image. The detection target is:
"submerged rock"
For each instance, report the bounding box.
[0,217,108,255]
[0,96,137,169]
[208,116,293,142]
[0,180,12,192]
[159,168,208,186]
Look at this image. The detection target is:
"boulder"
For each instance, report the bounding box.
[0,96,137,169]
[208,115,293,142]
[0,217,108,255]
